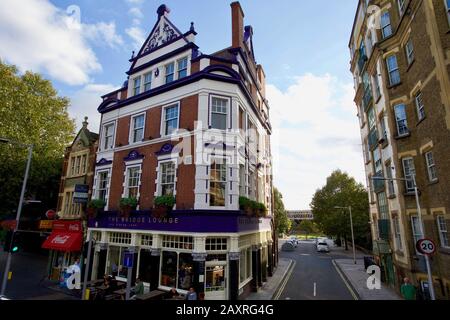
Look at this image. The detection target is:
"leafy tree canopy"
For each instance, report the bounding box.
[0,61,75,218]
[274,187,291,235]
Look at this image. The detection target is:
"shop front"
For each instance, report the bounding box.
[42,220,83,281]
[87,211,274,300]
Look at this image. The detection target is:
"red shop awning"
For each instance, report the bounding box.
[42,232,82,252]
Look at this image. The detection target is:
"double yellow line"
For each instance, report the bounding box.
[332,260,359,300]
[273,260,296,300]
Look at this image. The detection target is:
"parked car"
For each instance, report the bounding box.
[281,241,295,252]
[289,236,299,246]
[316,241,329,253]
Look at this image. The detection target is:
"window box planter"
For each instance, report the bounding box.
[119,198,138,218]
[152,195,175,218]
[86,199,106,219]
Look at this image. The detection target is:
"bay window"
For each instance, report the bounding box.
[210,158,227,207]
[211,97,228,130]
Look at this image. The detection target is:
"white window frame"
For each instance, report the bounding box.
[160,102,180,137]
[133,76,141,96]
[415,91,425,121]
[393,216,403,251]
[102,121,116,151]
[123,165,142,200]
[385,162,395,197]
[405,38,414,65]
[411,215,424,253]
[425,151,438,182]
[394,104,409,136]
[437,215,449,248]
[209,95,230,131]
[157,159,177,197]
[165,62,175,84]
[398,0,406,16]
[209,156,228,208]
[143,72,152,92]
[402,157,416,192]
[96,169,110,203]
[129,113,146,144]
[381,11,392,39]
[386,55,400,86]
[177,56,188,79]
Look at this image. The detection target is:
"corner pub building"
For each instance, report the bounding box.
[85,2,277,300]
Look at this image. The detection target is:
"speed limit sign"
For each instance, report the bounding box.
[416,239,436,255]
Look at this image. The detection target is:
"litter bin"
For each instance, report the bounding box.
[363,256,376,270]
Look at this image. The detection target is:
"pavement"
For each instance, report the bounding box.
[245,257,294,300]
[333,258,402,300]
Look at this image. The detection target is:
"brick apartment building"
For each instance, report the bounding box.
[85,2,276,300]
[349,0,450,299]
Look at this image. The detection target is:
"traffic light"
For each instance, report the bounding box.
[3,231,19,253]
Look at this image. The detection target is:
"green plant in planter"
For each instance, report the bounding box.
[250,200,260,217]
[257,202,267,217]
[119,197,138,217]
[239,196,252,216]
[153,195,176,218]
[86,199,106,218]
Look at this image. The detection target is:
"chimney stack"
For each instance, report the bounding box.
[231,2,244,48]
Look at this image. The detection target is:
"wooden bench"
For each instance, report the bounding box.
[135,290,166,301]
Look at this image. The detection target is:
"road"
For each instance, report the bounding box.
[278,239,356,300]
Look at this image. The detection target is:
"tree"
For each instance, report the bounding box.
[273,187,291,235]
[310,170,371,250]
[298,220,320,239]
[0,61,75,218]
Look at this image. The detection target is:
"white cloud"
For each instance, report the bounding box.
[126,0,145,4]
[69,84,120,133]
[129,7,144,19]
[0,0,123,85]
[83,22,124,49]
[126,27,147,51]
[267,74,366,210]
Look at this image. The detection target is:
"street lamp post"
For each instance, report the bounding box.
[0,138,33,296]
[372,174,436,300]
[335,206,357,264]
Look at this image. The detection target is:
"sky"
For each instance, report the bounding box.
[0,0,365,210]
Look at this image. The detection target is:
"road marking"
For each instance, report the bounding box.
[300,254,310,256]
[274,260,296,300]
[332,260,359,300]
[313,282,316,297]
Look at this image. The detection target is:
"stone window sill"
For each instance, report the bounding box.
[387,82,402,90]
[394,132,411,140]
[388,194,397,200]
[416,117,426,126]
[406,60,415,72]
[427,179,439,186]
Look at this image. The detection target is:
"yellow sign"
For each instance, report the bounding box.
[39,220,53,229]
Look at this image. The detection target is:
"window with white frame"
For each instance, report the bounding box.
[411,216,424,247]
[165,62,175,84]
[239,164,246,196]
[437,215,449,248]
[205,238,228,251]
[144,72,152,92]
[96,170,110,202]
[125,166,140,199]
[405,38,414,65]
[239,247,252,284]
[398,0,406,16]
[393,217,403,250]
[386,55,400,86]
[177,57,188,79]
[75,156,81,175]
[379,115,388,140]
[64,191,81,216]
[415,91,425,121]
[386,163,395,196]
[373,74,381,100]
[163,104,179,136]
[402,157,416,192]
[211,97,228,130]
[381,11,393,39]
[394,104,408,136]
[425,151,438,182]
[109,232,132,245]
[210,158,227,207]
[373,148,382,176]
[81,155,87,174]
[103,122,115,150]
[70,156,75,176]
[131,114,145,143]
[377,191,389,220]
[368,107,376,130]
[159,161,176,196]
[140,234,153,247]
[162,235,193,250]
[133,77,141,96]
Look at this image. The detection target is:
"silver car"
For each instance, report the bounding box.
[316,241,329,253]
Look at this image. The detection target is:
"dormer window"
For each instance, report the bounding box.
[165,62,175,84]
[144,72,152,92]
[133,77,141,96]
[177,57,188,79]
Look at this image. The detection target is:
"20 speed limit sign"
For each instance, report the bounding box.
[416,239,436,255]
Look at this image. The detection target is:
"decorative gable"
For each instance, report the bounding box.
[138,5,183,57]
